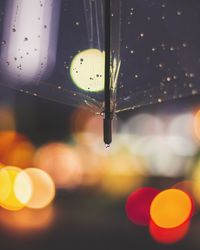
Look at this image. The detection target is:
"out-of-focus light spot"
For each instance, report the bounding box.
[23,168,55,209]
[75,146,102,187]
[0,167,28,211]
[167,135,198,156]
[100,153,144,198]
[33,143,82,189]
[5,141,35,169]
[169,113,196,146]
[125,187,160,226]
[70,49,105,92]
[150,189,192,228]
[122,114,163,136]
[0,206,54,233]
[0,131,35,168]
[150,220,190,244]
[141,136,185,177]
[0,167,11,203]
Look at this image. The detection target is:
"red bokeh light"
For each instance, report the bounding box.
[149,220,190,244]
[125,187,160,226]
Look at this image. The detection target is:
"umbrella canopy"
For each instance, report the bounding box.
[0,0,199,142]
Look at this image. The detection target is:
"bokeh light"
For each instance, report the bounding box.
[75,145,103,187]
[150,220,190,244]
[23,168,55,209]
[150,189,193,229]
[33,143,83,189]
[0,167,12,203]
[70,49,105,92]
[125,187,160,226]
[100,153,144,198]
[169,113,197,152]
[0,130,35,168]
[0,167,30,211]
[121,113,163,137]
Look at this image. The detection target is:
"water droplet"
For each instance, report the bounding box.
[177,10,182,16]
[166,77,171,82]
[1,40,6,46]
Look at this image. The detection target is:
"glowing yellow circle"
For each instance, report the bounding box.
[150,189,192,229]
[0,167,31,211]
[70,49,105,92]
[0,168,11,202]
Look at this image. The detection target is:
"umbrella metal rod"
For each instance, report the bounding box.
[104,0,112,146]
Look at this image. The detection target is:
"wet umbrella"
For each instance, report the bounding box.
[0,0,199,145]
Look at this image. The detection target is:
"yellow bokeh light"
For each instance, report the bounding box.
[0,168,11,203]
[100,152,144,197]
[150,189,192,229]
[24,168,55,209]
[0,167,31,211]
[70,49,105,92]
